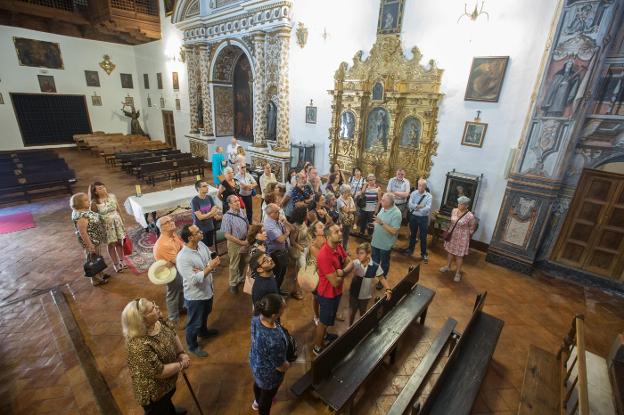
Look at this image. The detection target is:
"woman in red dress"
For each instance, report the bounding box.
[440,196,476,282]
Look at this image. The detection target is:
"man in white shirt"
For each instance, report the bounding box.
[386,168,411,220]
[403,178,432,263]
[176,224,221,357]
[226,137,241,167]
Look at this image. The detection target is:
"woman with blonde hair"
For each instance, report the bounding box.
[440,196,477,282]
[89,181,127,272]
[122,298,190,414]
[70,192,109,286]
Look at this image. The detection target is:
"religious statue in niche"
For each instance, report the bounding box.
[372,81,384,101]
[365,107,389,151]
[122,103,145,135]
[197,85,204,129]
[267,101,277,142]
[340,111,355,139]
[400,117,421,147]
[541,60,582,117]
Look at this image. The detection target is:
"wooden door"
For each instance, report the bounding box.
[553,169,624,280]
[162,110,176,148]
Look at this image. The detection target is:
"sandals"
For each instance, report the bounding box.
[91,277,108,287]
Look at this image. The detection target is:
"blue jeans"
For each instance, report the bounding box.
[408,214,429,256]
[372,246,391,277]
[185,297,213,351]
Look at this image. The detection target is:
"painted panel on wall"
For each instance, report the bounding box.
[233,55,253,141]
[214,85,233,136]
[13,37,63,69]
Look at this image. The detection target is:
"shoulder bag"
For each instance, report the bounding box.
[297,256,319,292]
[278,323,299,363]
[84,253,107,278]
[442,211,469,242]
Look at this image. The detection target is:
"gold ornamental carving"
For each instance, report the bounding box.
[328,35,443,184]
[189,139,208,159]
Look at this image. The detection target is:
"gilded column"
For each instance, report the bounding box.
[274,28,291,151]
[198,44,214,136]
[186,46,200,133]
[252,32,267,147]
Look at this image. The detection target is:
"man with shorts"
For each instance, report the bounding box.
[313,223,354,355]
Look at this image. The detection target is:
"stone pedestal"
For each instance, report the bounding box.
[186,133,215,162]
[247,145,290,183]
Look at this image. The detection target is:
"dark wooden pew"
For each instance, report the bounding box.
[412,292,504,415]
[141,160,178,186]
[291,265,435,413]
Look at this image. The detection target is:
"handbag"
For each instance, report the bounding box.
[84,254,107,278]
[122,237,133,256]
[443,211,469,242]
[243,269,254,295]
[279,323,299,363]
[297,258,319,292]
[356,194,366,209]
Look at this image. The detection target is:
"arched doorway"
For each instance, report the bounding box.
[211,44,254,142]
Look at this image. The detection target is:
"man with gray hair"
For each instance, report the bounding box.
[371,193,402,280]
[404,178,432,263]
[386,168,411,220]
[220,194,249,293]
[152,215,185,325]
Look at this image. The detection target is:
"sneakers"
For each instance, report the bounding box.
[421,254,429,264]
[375,282,383,290]
[189,348,208,358]
[313,317,320,326]
[439,266,450,273]
[312,345,324,356]
[453,273,462,282]
[251,400,259,411]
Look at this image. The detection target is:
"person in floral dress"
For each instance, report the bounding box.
[440,196,476,282]
[89,181,127,273]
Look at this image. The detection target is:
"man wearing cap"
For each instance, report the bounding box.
[152,215,186,325]
[176,224,221,358]
[221,194,249,294]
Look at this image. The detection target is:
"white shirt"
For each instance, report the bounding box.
[227,143,240,164]
[176,242,215,301]
[387,177,411,205]
[352,259,384,300]
[236,171,257,196]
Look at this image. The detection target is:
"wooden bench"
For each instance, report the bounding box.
[517,315,616,415]
[291,265,435,413]
[609,334,624,415]
[412,292,504,415]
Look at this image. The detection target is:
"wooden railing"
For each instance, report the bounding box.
[558,315,590,415]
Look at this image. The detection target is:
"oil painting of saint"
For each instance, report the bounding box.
[464,56,509,102]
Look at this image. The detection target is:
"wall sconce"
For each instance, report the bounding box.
[321,27,330,42]
[458,1,490,23]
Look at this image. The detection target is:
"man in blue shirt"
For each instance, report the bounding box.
[263,203,290,295]
[404,178,432,262]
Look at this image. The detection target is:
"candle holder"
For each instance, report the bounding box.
[135,184,142,197]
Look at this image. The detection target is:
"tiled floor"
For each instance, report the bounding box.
[1,148,623,414]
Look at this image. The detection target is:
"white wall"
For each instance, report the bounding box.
[289,0,559,243]
[0,25,143,150]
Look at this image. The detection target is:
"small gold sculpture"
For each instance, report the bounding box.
[99,55,116,75]
[296,22,308,48]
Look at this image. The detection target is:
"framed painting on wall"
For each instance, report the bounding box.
[160,96,165,108]
[377,0,405,35]
[120,73,133,89]
[157,73,163,89]
[84,70,100,87]
[0,93,4,105]
[172,72,179,90]
[147,96,152,107]
[14,37,63,69]
[125,96,134,106]
[91,95,102,106]
[464,56,509,102]
[143,74,150,89]
[305,100,317,124]
[461,121,488,147]
[175,98,181,110]
[38,75,56,93]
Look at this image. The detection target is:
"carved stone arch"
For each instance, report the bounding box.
[172,0,200,24]
[210,40,256,83]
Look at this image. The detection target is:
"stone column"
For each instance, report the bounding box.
[185,46,200,133]
[274,27,291,152]
[486,0,618,274]
[252,32,267,147]
[198,44,214,136]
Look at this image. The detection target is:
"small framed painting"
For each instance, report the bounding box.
[147,96,152,107]
[160,96,165,108]
[38,75,56,93]
[172,72,179,90]
[0,93,4,105]
[175,98,181,110]
[91,95,102,106]
[85,70,100,87]
[305,100,317,124]
[461,121,488,148]
[157,73,163,89]
[120,73,133,89]
[143,73,150,89]
[125,96,134,106]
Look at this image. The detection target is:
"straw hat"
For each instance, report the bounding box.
[148,260,177,285]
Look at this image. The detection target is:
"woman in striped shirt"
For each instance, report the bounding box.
[358,174,382,237]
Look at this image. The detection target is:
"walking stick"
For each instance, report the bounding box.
[182,372,204,415]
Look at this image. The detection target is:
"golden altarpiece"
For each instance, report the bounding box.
[328,35,443,184]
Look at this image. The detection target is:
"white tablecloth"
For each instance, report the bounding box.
[124,185,220,228]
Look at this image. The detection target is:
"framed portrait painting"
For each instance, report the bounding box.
[91,95,102,106]
[175,98,181,111]
[143,73,150,89]
[125,96,134,106]
[120,73,133,89]
[38,75,56,93]
[305,102,317,124]
[14,37,63,69]
[157,73,163,89]
[465,56,509,102]
[461,121,488,148]
[172,72,179,90]
[377,0,405,35]
[84,70,100,87]
[439,170,482,215]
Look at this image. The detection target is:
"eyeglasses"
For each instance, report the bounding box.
[259,256,272,266]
